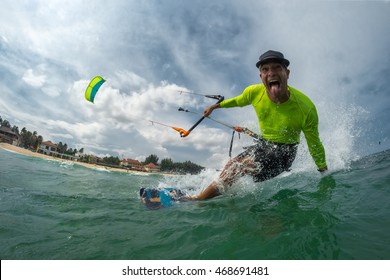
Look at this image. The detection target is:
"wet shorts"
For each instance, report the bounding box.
[239,138,298,182]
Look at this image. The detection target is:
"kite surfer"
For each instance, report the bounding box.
[191,50,328,200]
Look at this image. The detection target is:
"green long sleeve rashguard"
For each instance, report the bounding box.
[220,84,327,169]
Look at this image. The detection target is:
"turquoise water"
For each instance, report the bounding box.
[0,148,389,260]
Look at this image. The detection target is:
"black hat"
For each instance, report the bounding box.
[255,50,290,68]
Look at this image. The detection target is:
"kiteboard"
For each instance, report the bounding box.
[139,187,189,209]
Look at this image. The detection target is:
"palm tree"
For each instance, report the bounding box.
[35,135,43,151]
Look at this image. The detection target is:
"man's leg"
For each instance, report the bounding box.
[191,143,298,201]
[192,154,257,200]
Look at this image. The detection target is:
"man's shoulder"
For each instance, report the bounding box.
[243,84,265,97]
[244,84,265,91]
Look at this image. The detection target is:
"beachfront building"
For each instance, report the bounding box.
[0,126,19,145]
[144,163,160,173]
[39,141,58,156]
[38,140,79,161]
[120,159,143,171]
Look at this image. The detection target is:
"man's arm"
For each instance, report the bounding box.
[303,108,328,172]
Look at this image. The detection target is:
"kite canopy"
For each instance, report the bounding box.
[85,76,106,103]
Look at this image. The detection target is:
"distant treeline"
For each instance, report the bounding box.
[146,154,204,175]
[1,115,204,174]
[93,154,204,175]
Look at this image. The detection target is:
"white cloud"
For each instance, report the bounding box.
[22,69,46,87]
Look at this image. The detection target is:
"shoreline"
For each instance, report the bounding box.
[0,142,168,175]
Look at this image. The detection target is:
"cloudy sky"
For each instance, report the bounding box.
[1,0,389,169]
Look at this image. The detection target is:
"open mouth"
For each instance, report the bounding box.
[268,80,280,91]
[269,80,280,87]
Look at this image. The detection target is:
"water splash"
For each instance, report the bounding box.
[162,168,220,195]
[321,102,368,170]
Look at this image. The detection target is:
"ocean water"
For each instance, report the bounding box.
[0,147,389,260]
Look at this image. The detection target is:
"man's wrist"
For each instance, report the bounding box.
[318,166,328,173]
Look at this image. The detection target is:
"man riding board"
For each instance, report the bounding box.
[192,50,328,200]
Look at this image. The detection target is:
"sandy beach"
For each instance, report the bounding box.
[0,142,155,175]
